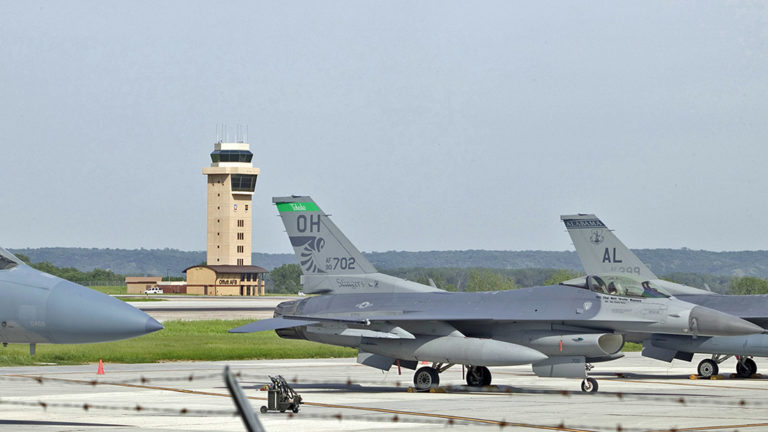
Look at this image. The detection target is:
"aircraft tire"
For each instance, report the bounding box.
[745,358,757,376]
[697,359,718,377]
[260,406,267,414]
[466,366,492,387]
[581,377,598,393]
[480,366,492,386]
[736,359,756,378]
[414,366,439,391]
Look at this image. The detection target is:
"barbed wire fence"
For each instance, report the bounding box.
[1,371,767,431]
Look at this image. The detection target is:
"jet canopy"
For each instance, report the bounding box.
[563,275,670,298]
[0,247,20,270]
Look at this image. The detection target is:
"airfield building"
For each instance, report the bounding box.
[184,264,266,296]
[203,140,260,266]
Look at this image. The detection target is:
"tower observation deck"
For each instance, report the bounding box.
[203,141,260,266]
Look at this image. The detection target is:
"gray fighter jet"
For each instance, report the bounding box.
[0,247,163,355]
[231,197,763,393]
[562,213,768,378]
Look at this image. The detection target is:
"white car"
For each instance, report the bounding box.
[144,287,163,294]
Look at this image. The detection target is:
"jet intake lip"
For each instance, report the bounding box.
[689,306,765,337]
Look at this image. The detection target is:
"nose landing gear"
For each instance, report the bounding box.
[581,363,598,393]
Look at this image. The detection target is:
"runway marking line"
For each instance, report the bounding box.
[8,375,592,432]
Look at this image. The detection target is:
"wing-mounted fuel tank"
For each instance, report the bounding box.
[359,336,548,366]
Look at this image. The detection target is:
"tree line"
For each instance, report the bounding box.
[14,251,768,296]
[267,263,768,295]
[14,253,125,286]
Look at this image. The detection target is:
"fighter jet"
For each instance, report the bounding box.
[562,213,768,378]
[231,197,763,393]
[0,247,163,355]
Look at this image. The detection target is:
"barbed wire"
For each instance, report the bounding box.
[3,371,768,410]
[0,398,237,417]
[2,371,767,432]
[1,396,763,432]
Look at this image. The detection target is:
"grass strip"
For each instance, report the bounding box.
[0,319,642,367]
[89,286,127,295]
[0,319,355,366]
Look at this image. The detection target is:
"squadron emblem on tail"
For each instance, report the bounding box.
[291,236,326,273]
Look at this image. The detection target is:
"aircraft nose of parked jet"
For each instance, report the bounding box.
[45,281,163,343]
[689,306,764,337]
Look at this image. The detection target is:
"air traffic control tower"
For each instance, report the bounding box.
[203,141,260,266]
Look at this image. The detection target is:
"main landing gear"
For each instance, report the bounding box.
[412,364,493,391]
[466,366,492,387]
[736,357,757,378]
[413,363,456,391]
[697,355,758,378]
[412,362,600,393]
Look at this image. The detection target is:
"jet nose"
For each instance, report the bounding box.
[145,316,164,333]
[689,306,765,337]
[46,281,163,344]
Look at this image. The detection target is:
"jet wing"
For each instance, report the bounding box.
[229,316,416,339]
[229,316,375,333]
[229,318,320,333]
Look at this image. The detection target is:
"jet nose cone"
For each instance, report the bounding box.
[689,306,765,337]
[145,316,164,334]
[46,281,163,343]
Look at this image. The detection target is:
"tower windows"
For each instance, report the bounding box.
[231,174,257,192]
[237,219,244,227]
[237,232,244,240]
[237,258,244,265]
[237,245,244,253]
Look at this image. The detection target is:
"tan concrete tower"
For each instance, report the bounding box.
[203,141,260,266]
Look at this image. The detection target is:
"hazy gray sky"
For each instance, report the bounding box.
[2,1,768,254]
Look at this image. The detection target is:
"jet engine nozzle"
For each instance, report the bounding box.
[688,306,764,337]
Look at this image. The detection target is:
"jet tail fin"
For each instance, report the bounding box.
[560,214,657,280]
[273,196,442,295]
[273,196,376,275]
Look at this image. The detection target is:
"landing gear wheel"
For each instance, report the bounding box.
[260,406,267,414]
[736,358,757,378]
[292,405,300,413]
[698,359,719,377]
[414,366,440,391]
[466,366,492,387]
[745,358,757,376]
[581,377,598,393]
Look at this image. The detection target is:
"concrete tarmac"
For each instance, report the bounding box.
[2,353,768,431]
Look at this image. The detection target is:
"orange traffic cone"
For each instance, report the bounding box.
[97,359,105,375]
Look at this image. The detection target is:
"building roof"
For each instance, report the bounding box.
[183,264,269,274]
[125,276,162,283]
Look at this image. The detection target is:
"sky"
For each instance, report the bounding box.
[2,1,768,254]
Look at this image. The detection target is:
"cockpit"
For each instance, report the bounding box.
[0,247,20,270]
[564,275,670,298]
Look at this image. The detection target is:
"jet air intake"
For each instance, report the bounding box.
[502,332,624,358]
[360,336,548,366]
